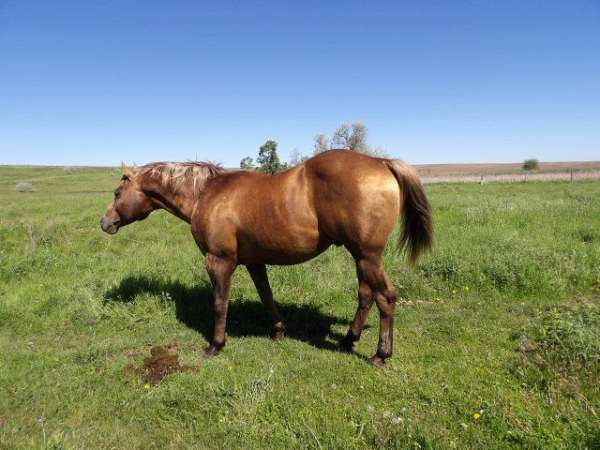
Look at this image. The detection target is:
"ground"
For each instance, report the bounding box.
[1,166,599,449]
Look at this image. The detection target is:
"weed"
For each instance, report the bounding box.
[15,181,33,192]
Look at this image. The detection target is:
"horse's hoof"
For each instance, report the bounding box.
[271,329,285,341]
[204,344,223,358]
[369,355,386,367]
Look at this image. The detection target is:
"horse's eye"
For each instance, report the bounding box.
[114,191,120,199]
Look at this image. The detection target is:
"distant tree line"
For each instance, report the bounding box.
[240,122,387,173]
[240,130,547,176]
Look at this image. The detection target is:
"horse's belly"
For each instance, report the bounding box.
[236,229,330,265]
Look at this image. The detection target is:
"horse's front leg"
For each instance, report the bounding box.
[204,253,236,357]
[246,264,285,340]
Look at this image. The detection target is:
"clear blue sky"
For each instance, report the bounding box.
[1,0,599,166]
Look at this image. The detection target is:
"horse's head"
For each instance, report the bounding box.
[100,165,155,234]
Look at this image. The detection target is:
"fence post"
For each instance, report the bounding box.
[570,168,574,183]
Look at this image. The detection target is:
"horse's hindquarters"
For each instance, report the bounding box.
[307,153,401,253]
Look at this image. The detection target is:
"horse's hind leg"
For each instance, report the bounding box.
[247,264,285,340]
[343,253,397,366]
[340,260,375,352]
[370,267,397,367]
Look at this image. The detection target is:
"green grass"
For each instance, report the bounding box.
[1,166,599,449]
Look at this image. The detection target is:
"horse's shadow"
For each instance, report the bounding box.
[104,275,358,353]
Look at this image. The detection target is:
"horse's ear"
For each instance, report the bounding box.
[121,162,136,179]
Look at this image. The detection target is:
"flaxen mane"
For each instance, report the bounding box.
[130,161,223,195]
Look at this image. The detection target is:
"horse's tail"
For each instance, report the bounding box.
[384,159,434,264]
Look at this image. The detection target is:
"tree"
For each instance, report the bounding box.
[257,140,287,174]
[347,123,369,153]
[522,158,539,171]
[370,146,389,158]
[321,122,371,154]
[289,148,307,166]
[313,134,330,154]
[332,123,351,148]
[240,156,254,170]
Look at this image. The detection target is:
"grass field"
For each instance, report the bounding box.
[1,166,599,449]
[413,160,600,176]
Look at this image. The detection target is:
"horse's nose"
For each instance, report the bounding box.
[100,216,110,232]
[100,216,118,234]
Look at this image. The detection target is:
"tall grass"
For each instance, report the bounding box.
[0,166,599,449]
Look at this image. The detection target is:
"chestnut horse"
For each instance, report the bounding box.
[101,150,433,366]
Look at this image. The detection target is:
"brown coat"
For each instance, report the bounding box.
[101,149,433,366]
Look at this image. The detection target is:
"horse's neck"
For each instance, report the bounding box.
[142,179,198,223]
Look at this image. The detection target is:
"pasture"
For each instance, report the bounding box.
[413,160,600,177]
[1,166,599,449]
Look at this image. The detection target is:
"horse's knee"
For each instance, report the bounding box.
[375,292,396,316]
[383,285,397,305]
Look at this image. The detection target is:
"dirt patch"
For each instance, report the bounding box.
[125,344,195,385]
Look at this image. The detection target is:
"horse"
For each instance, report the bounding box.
[100,149,433,366]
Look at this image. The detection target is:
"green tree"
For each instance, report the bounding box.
[523,158,539,171]
[257,140,287,174]
[240,156,254,170]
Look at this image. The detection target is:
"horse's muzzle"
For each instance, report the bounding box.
[100,216,120,234]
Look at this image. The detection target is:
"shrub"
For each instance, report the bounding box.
[64,166,73,174]
[522,158,539,171]
[15,182,33,192]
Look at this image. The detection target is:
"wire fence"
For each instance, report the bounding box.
[421,169,600,185]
